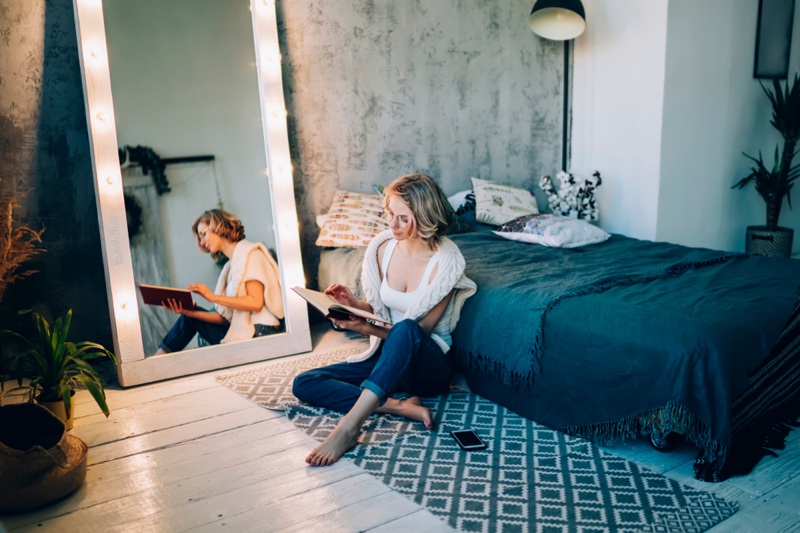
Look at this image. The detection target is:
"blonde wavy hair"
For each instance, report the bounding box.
[192,209,245,261]
[383,174,452,250]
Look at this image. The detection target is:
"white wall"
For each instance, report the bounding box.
[104,0,276,292]
[573,0,800,254]
[658,0,800,253]
[571,0,669,241]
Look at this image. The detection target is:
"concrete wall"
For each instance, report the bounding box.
[279,0,564,278]
[0,0,112,347]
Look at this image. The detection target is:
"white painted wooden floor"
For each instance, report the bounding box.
[2,323,799,532]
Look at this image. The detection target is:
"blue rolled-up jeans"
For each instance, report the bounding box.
[159,307,284,352]
[292,319,454,413]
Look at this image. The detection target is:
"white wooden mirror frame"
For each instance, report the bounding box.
[73,0,311,386]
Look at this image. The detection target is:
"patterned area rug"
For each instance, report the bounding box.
[218,350,738,532]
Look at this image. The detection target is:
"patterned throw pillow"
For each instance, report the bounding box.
[315,190,389,248]
[493,213,610,248]
[471,177,539,225]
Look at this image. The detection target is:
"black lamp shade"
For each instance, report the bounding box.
[529,0,586,41]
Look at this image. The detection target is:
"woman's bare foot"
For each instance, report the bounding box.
[377,396,434,429]
[305,425,359,467]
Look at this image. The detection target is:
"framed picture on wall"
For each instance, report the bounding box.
[754,0,796,79]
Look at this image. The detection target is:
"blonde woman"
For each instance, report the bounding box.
[155,209,284,354]
[293,174,477,466]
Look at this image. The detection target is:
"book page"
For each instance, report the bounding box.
[292,287,390,325]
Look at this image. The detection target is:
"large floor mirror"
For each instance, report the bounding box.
[73,0,311,386]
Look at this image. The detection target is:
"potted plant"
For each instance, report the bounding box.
[1,309,115,430]
[733,75,800,257]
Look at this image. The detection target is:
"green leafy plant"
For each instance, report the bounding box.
[733,75,800,229]
[1,309,115,417]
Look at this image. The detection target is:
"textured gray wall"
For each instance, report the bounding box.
[0,0,562,349]
[278,1,563,280]
[0,0,112,348]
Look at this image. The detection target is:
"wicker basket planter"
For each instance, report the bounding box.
[0,403,88,513]
[745,226,794,258]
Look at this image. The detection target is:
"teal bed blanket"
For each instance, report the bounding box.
[316,231,800,479]
[449,231,800,474]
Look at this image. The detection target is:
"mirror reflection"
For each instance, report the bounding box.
[103,0,281,355]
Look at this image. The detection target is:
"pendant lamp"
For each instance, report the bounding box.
[528,0,586,41]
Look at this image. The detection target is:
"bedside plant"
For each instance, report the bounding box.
[1,309,115,429]
[733,75,800,257]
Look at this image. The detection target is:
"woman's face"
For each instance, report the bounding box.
[196,221,225,254]
[385,195,415,241]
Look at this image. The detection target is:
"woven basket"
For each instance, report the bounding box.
[745,226,794,258]
[0,403,88,513]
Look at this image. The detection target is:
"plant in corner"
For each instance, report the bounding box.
[1,309,115,430]
[733,74,800,257]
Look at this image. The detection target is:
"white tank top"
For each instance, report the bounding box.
[379,240,451,351]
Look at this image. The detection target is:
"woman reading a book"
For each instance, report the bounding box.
[293,174,477,467]
[154,209,284,354]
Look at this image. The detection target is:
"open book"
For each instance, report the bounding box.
[139,284,194,308]
[292,286,390,325]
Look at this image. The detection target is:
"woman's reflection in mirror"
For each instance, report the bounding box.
[154,209,284,355]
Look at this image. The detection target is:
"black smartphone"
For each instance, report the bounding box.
[450,429,487,451]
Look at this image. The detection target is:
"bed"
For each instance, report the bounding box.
[317,227,800,481]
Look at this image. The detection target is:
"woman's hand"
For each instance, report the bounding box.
[187,282,214,302]
[324,284,358,307]
[330,314,369,334]
[162,298,195,316]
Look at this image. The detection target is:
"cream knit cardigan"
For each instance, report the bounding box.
[347,230,477,363]
[215,240,284,343]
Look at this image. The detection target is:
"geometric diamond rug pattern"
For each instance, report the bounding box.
[218,350,738,533]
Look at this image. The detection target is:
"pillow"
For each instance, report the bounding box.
[447,189,476,215]
[315,190,389,248]
[493,213,610,248]
[471,177,539,225]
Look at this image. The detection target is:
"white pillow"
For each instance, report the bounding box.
[493,213,610,248]
[471,177,539,225]
[447,189,475,215]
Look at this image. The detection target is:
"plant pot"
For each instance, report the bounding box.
[37,391,75,431]
[0,403,88,512]
[745,226,794,258]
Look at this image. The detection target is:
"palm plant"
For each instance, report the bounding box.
[733,75,800,229]
[1,309,115,417]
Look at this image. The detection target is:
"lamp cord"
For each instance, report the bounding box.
[562,39,570,172]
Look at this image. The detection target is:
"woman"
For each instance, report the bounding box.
[155,209,284,354]
[293,174,477,466]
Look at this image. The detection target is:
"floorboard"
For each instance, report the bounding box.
[1,323,798,532]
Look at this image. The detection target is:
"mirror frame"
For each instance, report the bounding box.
[73,0,311,386]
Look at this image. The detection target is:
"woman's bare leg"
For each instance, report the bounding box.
[375,396,433,429]
[306,393,434,466]
[306,389,381,467]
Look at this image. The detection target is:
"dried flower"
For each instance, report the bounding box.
[539,170,602,221]
[0,189,45,303]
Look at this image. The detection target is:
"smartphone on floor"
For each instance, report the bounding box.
[451,429,487,451]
